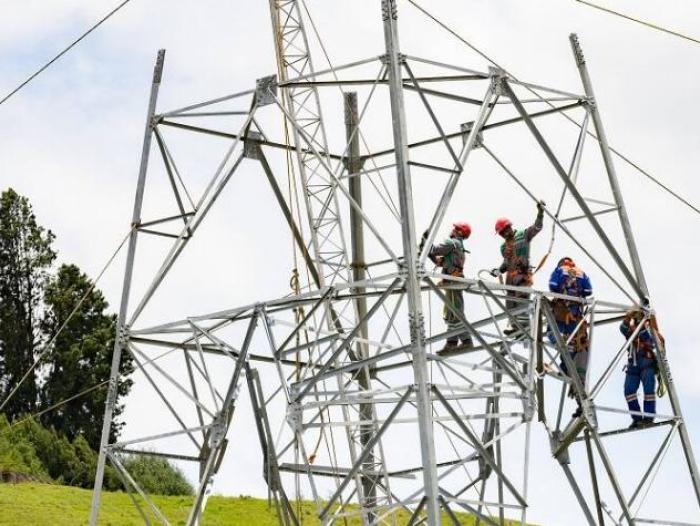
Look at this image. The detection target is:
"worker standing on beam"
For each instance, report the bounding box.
[422,223,474,351]
[491,200,546,334]
[548,256,593,417]
[621,310,659,429]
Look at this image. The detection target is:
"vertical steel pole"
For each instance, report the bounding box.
[89,49,165,526]
[569,33,649,299]
[345,92,369,361]
[345,92,375,524]
[381,1,440,524]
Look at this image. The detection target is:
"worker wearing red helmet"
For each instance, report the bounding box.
[491,201,546,334]
[422,223,473,350]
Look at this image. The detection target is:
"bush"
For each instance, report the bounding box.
[0,415,48,481]
[121,454,193,496]
[0,416,191,495]
[0,415,122,490]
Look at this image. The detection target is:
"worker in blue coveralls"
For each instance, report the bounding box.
[422,223,474,351]
[621,310,658,429]
[548,257,592,417]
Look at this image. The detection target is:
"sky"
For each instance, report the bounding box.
[2,0,700,524]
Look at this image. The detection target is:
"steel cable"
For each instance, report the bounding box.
[0,0,135,108]
[406,0,700,218]
[574,0,700,46]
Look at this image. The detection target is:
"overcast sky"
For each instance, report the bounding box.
[2,1,700,524]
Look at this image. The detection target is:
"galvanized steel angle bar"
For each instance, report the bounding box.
[480,142,635,303]
[124,344,202,449]
[159,88,255,118]
[621,423,677,520]
[424,278,528,391]
[503,80,645,300]
[419,81,496,264]
[272,1,352,297]
[274,290,334,358]
[292,277,401,400]
[319,387,414,520]
[648,322,700,506]
[431,385,527,508]
[152,127,195,217]
[109,451,172,526]
[128,146,250,325]
[402,61,463,169]
[129,343,216,419]
[110,462,153,525]
[112,424,213,451]
[271,92,401,265]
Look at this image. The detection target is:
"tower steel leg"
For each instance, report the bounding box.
[89,49,166,526]
[570,33,700,510]
[381,1,440,523]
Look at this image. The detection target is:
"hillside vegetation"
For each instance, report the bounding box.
[0,482,531,525]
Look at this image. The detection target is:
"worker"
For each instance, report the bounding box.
[548,257,593,417]
[491,200,546,334]
[621,310,657,429]
[422,223,474,351]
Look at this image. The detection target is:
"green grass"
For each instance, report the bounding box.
[0,482,530,525]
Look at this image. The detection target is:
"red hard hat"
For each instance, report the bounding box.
[452,222,472,239]
[494,217,512,234]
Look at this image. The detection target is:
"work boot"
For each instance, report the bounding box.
[640,418,655,428]
[440,340,460,353]
[460,338,474,349]
[628,420,642,430]
[503,325,521,337]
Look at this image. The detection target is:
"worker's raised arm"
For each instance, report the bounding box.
[525,201,545,241]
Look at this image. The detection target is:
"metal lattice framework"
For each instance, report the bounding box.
[88,2,700,525]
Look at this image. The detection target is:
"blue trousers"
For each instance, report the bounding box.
[624,357,656,421]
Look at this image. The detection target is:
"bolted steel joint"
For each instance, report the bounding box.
[117,324,130,347]
[583,97,597,112]
[210,419,227,448]
[569,33,586,67]
[381,0,398,21]
[407,312,427,344]
[581,399,597,428]
[523,393,536,422]
[379,52,406,65]
[286,400,303,434]
[460,121,484,148]
[255,75,278,106]
[243,131,263,160]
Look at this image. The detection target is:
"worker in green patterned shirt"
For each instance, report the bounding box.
[491,201,545,335]
[422,223,474,351]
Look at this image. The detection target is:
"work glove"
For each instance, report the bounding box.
[536,200,546,212]
[489,268,502,278]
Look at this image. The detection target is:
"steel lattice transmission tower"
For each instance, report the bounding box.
[88,1,700,525]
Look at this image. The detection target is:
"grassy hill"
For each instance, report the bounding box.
[0,482,529,525]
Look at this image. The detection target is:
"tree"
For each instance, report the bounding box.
[40,263,133,450]
[0,188,56,419]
